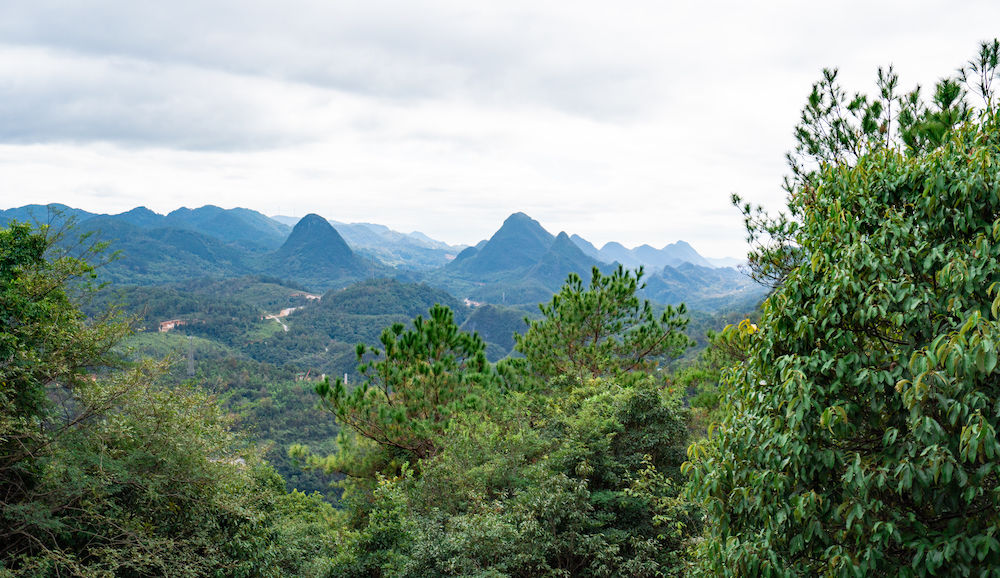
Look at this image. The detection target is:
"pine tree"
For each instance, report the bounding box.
[515,265,692,384]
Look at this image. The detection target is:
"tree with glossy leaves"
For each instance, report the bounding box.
[686,42,1000,576]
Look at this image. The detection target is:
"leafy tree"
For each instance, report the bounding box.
[515,266,693,384]
[329,378,697,577]
[1,221,128,547]
[0,221,330,576]
[314,263,701,576]
[687,44,1000,576]
[674,319,758,435]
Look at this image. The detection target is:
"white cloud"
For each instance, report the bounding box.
[1,0,999,257]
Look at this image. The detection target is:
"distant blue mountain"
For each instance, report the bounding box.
[268,214,382,289]
[112,206,163,227]
[569,234,603,261]
[1,203,290,251]
[0,203,96,228]
[161,205,290,251]
[273,215,466,270]
[599,241,643,269]
[527,232,602,288]
[3,203,759,312]
[569,235,718,270]
[434,213,610,305]
[72,217,256,284]
[642,262,766,312]
[446,212,556,276]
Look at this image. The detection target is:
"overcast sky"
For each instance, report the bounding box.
[1,1,998,257]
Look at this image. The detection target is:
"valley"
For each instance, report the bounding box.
[3,202,762,497]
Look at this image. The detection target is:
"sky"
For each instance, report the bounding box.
[2,1,998,258]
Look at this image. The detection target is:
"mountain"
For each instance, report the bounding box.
[3,204,399,291]
[274,214,354,263]
[527,232,601,288]
[447,212,555,276]
[433,214,609,305]
[570,237,717,270]
[408,230,454,250]
[633,244,669,267]
[642,263,767,312]
[75,217,255,284]
[273,215,465,270]
[162,206,290,251]
[431,211,760,311]
[451,245,480,264]
[330,221,465,270]
[4,203,760,313]
[599,242,643,269]
[268,213,384,289]
[0,204,96,228]
[112,206,164,228]
[569,234,603,261]
[1,204,291,252]
[660,241,713,268]
[628,241,713,269]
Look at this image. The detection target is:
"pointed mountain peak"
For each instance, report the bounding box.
[528,230,605,288]
[598,241,642,268]
[545,232,591,260]
[503,212,534,224]
[268,213,378,289]
[277,214,353,260]
[660,239,711,267]
[494,212,550,238]
[448,212,554,275]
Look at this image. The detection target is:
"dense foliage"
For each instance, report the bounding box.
[687,42,1000,576]
[0,222,336,576]
[307,265,699,577]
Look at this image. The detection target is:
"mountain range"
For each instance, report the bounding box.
[273,215,465,270]
[433,213,612,305]
[1,203,763,312]
[571,234,715,270]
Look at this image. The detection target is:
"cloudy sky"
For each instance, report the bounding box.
[2,1,998,257]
